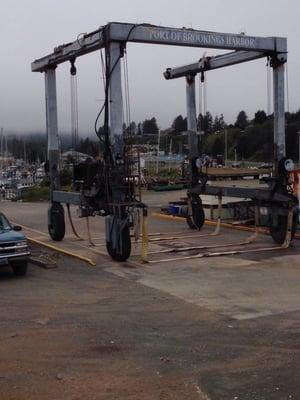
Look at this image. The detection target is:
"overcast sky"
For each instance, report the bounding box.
[1,0,300,136]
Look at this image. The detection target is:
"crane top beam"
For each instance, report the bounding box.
[164,50,270,80]
[31,22,287,72]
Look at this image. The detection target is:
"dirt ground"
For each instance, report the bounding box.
[0,248,299,400]
[0,196,300,399]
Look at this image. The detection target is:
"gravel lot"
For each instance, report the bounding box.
[0,248,299,400]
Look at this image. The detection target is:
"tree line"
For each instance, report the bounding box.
[5,109,300,163]
[121,109,300,162]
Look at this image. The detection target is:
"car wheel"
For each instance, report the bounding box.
[11,261,28,276]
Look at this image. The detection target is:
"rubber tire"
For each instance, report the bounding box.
[11,261,28,277]
[106,225,131,262]
[48,204,65,241]
[270,210,298,244]
[186,202,205,230]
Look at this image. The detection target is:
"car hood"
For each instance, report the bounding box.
[0,230,26,242]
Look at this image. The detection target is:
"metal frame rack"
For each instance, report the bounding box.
[32,22,297,261]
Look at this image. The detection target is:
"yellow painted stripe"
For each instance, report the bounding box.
[151,212,300,239]
[151,211,266,233]
[151,213,184,222]
[27,237,97,266]
[11,221,98,265]
[151,211,261,233]
[11,221,49,237]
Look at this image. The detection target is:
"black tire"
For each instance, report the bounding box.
[186,200,205,230]
[106,225,131,262]
[270,210,298,244]
[48,203,65,241]
[11,261,28,277]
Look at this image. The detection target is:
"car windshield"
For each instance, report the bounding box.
[0,214,12,231]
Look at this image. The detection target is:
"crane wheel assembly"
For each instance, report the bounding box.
[186,196,205,230]
[48,202,65,242]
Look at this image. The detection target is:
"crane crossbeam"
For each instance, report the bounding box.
[32,22,286,72]
[163,50,269,80]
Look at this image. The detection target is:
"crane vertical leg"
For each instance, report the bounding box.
[186,74,204,230]
[273,62,286,172]
[270,60,294,244]
[186,74,198,159]
[105,41,132,261]
[186,74,199,183]
[45,68,61,193]
[109,42,124,159]
[45,68,65,241]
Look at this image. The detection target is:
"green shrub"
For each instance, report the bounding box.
[60,168,73,186]
[18,186,50,202]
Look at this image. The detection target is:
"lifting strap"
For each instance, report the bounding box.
[66,204,82,240]
[86,216,95,247]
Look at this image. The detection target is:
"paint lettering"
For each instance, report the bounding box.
[149,28,256,49]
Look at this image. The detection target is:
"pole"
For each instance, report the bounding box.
[156,129,161,174]
[225,129,228,166]
[168,137,172,172]
[5,134,7,161]
[24,139,26,164]
[267,62,271,116]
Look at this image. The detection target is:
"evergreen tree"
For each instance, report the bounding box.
[219,113,226,130]
[234,110,249,130]
[142,117,159,135]
[202,112,213,133]
[124,121,137,136]
[172,115,187,134]
[197,113,204,132]
[212,114,226,133]
[253,110,267,125]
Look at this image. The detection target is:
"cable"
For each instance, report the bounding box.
[86,216,95,246]
[94,24,143,144]
[122,55,128,128]
[286,62,290,113]
[203,73,207,115]
[94,48,107,143]
[70,61,79,165]
[122,49,133,181]
[125,51,131,131]
[266,57,271,116]
[198,73,203,130]
[121,58,127,134]
[67,204,82,239]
